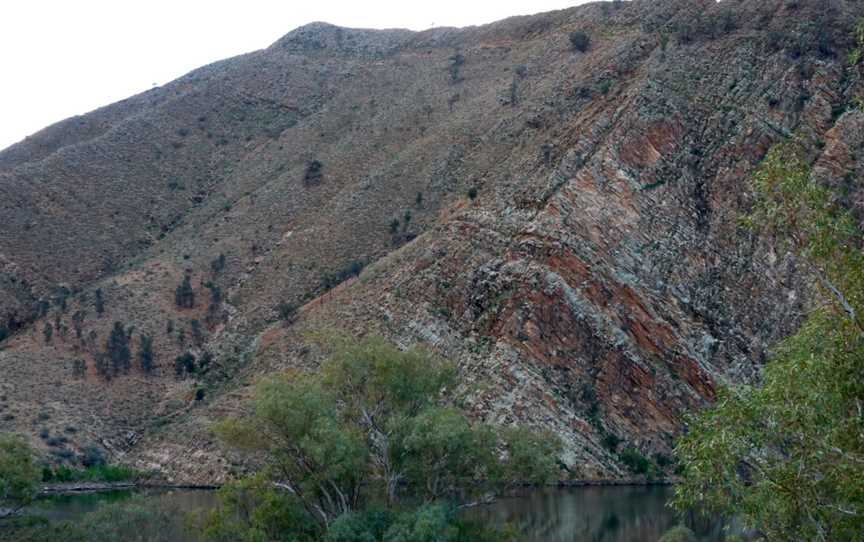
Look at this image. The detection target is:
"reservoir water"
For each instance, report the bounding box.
[29,485,745,541]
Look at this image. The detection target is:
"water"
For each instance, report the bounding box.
[28,485,743,541]
[467,485,742,541]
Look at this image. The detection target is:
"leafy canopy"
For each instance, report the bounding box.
[213,334,560,536]
[0,434,39,516]
[673,142,864,541]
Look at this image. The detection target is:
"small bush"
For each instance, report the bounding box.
[277,302,298,322]
[467,187,478,201]
[601,432,621,451]
[175,274,195,308]
[175,353,196,378]
[81,445,106,468]
[448,53,465,83]
[618,447,651,474]
[658,525,697,542]
[569,31,591,52]
[304,160,324,185]
[210,253,226,274]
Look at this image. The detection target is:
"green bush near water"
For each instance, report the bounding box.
[41,464,140,483]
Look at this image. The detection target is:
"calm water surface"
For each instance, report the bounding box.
[30,485,743,541]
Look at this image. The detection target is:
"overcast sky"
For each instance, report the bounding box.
[1,0,590,151]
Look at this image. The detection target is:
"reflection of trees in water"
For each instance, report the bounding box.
[469,486,731,542]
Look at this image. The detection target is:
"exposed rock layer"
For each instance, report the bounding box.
[1,0,863,481]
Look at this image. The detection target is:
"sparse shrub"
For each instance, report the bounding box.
[72,359,87,379]
[389,218,400,234]
[569,31,590,52]
[175,273,195,308]
[94,288,105,315]
[0,325,8,343]
[277,302,298,323]
[94,352,113,381]
[467,187,478,201]
[658,525,697,542]
[597,79,613,95]
[46,436,68,448]
[81,445,106,468]
[618,446,651,474]
[448,53,465,83]
[304,160,324,185]
[195,388,206,401]
[43,322,53,344]
[72,311,85,339]
[37,299,50,317]
[107,322,131,375]
[0,434,40,512]
[415,192,423,208]
[138,335,155,374]
[198,351,214,371]
[166,319,174,335]
[210,253,226,274]
[205,282,222,324]
[321,261,366,290]
[175,353,196,379]
[402,210,412,232]
[190,319,204,347]
[601,432,621,451]
[672,20,695,45]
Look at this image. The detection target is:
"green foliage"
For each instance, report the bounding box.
[568,31,590,52]
[42,463,139,483]
[212,334,558,532]
[498,427,562,486]
[0,325,9,343]
[617,447,650,475]
[467,187,478,201]
[304,160,324,186]
[175,352,196,378]
[191,476,320,542]
[388,219,400,234]
[191,319,205,347]
[210,253,227,274]
[658,525,697,542]
[137,334,155,374]
[175,274,196,308]
[277,301,298,322]
[324,507,393,542]
[321,261,366,290]
[448,53,465,84]
[42,322,53,344]
[94,288,105,315]
[0,434,39,515]
[674,142,864,540]
[107,321,131,375]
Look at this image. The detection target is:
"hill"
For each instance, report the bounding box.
[1,0,863,482]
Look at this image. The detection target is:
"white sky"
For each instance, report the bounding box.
[1,0,589,151]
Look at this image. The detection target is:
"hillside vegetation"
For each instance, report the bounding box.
[1,0,863,485]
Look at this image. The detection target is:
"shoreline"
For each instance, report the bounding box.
[39,477,673,496]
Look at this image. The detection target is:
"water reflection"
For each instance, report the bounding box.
[29,485,741,542]
[468,485,735,542]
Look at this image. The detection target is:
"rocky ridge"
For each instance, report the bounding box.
[1,0,863,482]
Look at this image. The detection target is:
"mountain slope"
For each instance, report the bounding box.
[1,0,863,482]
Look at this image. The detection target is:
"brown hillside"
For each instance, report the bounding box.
[2,0,863,482]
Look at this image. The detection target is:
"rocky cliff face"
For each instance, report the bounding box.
[1,0,863,482]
